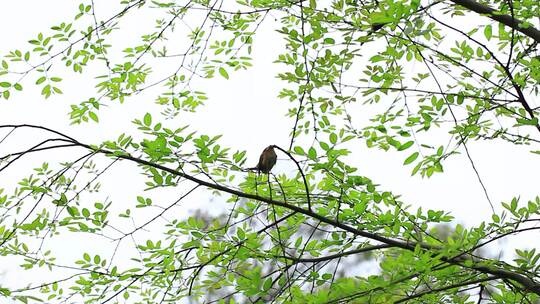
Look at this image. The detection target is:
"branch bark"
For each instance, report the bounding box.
[449,0,540,43]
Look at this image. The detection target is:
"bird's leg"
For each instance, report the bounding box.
[265,173,273,221]
[249,171,261,227]
[266,173,272,200]
[254,171,259,196]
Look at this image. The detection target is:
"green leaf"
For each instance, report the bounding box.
[36,76,46,85]
[319,141,330,151]
[293,146,305,155]
[398,141,414,151]
[324,37,335,45]
[143,113,152,126]
[329,133,337,144]
[516,117,538,126]
[263,277,273,291]
[219,67,229,79]
[404,152,419,165]
[41,84,51,98]
[322,273,333,280]
[369,12,394,25]
[294,236,303,248]
[88,111,99,122]
[308,147,317,160]
[153,173,163,185]
[0,287,11,296]
[237,227,245,239]
[484,25,492,40]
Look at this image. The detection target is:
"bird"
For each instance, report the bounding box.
[252,145,277,174]
[360,22,387,45]
[370,23,386,33]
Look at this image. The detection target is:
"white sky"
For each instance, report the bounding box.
[0,0,539,301]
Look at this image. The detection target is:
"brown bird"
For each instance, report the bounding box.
[253,145,277,173]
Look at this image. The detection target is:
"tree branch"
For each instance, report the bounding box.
[394,275,498,303]
[449,0,540,43]
[3,124,540,296]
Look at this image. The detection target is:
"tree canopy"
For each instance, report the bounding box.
[0,0,540,303]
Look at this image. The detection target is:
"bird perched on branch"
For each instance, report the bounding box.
[358,22,388,46]
[250,145,277,174]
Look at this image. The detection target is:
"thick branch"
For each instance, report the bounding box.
[394,275,498,303]
[279,244,391,263]
[449,0,540,43]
